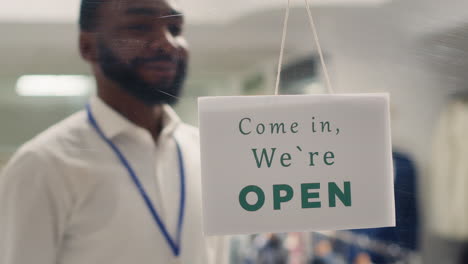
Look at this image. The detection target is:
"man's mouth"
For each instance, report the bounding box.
[141,60,176,71]
[137,61,177,78]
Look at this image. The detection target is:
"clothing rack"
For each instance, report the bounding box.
[315,231,417,260]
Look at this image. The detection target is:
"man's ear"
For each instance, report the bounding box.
[79,31,98,62]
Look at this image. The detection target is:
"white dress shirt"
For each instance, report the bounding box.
[0,96,227,264]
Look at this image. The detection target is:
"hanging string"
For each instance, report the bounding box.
[274,0,335,95]
[274,0,291,96]
[304,0,334,94]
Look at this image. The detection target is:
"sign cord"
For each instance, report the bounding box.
[275,0,335,95]
[304,0,334,94]
[274,0,291,96]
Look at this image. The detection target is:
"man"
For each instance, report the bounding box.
[0,0,226,263]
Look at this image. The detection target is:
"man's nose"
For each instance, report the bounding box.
[148,29,178,54]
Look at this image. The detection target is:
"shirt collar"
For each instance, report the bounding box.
[89,96,181,139]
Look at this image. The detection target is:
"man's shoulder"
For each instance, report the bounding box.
[176,122,199,143]
[178,122,199,135]
[8,110,89,164]
[1,111,91,215]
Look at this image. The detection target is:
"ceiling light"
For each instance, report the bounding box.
[16,75,94,97]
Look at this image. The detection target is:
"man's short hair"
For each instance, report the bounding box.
[79,0,106,31]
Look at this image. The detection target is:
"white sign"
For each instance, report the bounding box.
[198,94,395,236]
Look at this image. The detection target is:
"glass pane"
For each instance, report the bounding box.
[1,0,468,263]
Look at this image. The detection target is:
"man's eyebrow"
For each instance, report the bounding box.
[125,7,157,16]
[125,7,183,19]
[159,12,183,19]
[160,9,183,18]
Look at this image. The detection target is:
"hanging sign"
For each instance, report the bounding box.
[198,94,395,235]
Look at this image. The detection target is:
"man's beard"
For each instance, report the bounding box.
[97,40,187,106]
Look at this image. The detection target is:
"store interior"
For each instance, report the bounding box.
[2,0,468,263]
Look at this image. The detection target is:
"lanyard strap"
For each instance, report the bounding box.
[86,104,185,257]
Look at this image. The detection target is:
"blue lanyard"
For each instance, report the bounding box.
[86,104,185,257]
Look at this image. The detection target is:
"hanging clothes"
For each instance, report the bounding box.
[430,99,468,239]
[342,151,419,264]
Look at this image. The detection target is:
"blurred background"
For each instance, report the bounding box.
[1,0,468,263]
